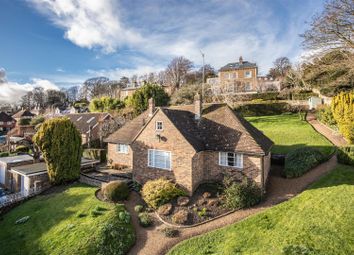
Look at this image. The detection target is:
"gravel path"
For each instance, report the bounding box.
[306,112,347,146]
[125,154,338,255]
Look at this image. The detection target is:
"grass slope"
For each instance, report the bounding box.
[169,165,354,255]
[0,184,134,255]
[246,114,334,155]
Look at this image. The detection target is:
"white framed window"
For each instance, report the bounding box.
[156,121,163,131]
[231,72,237,79]
[117,144,129,154]
[245,82,252,91]
[219,152,243,168]
[244,71,252,78]
[7,121,12,125]
[148,149,171,170]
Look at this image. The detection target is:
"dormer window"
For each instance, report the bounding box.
[156,121,163,131]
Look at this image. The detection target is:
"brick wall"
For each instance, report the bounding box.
[132,110,196,193]
[107,143,133,168]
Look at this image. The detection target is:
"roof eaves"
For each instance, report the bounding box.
[130,109,159,144]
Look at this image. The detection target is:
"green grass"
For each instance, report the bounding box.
[168,164,354,255]
[0,183,134,255]
[246,114,334,155]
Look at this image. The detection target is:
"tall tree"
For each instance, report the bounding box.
[33,117,82,184]
[165,56,193,89]
[32,87,45,108]
[302,0,354,52]
[45,89,66,107]
[268,57,292,79]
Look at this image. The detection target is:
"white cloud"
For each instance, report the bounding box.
[0,69,59,104]
[29,0,143,53]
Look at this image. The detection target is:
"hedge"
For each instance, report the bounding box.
[337,146,354,166]
[235,102,307,117]
[284,147,324,178]
[102,181,130,202]
[83,148,107,163]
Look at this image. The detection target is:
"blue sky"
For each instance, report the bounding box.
[0,0,325,103]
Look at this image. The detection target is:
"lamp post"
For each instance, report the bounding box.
[200,50,205,99]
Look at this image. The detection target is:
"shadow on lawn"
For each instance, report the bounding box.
[0,184,91,255]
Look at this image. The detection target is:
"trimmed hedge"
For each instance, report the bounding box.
[235,102,307,117]
[0,152,10,157]
[103,181,130,202]
[284,147,324,178]
[337,146,354,166]
[141,178,187,208]
[223,178,262,210]
[15,145,29,153]
[83,148,107,163]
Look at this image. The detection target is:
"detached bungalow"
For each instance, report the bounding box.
[105,95,273,194]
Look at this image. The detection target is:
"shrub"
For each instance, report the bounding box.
[30,116,45,126]
[284,147,324,178]
[103,181,130,202]
[138,212,153,227]
[223,178,262,210]
[235,102,304,117]
[171,209,189,224]
[89,97,125,113]
[93,205,135,255]
[316,105,337,127]
[141,178,187,208]
[161,227,179,238]
[118,210,131,224]
[134,205,144,213]
[83,149,107,163]
[15,145,29,153]
[33,117,82,185]
[337,146,354,166]
[0,152,9,157]
[19,118,31,126]
[331,91,354,143]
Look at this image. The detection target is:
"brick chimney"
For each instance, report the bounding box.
[239,56,243,65]
[194,93,202,120]
[148,97,155,117]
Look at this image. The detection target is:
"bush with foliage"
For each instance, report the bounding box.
[89,97,125,113]
[141,178,186,208]
[14,145,29,153]
[30,116,45,126]
[33,117,82,184]
[134,205,144,213]
[284,147,324,178]
[223,178,262,210]
[331,91,354,143]
[92,204,135,255]
[0,152,9,157]
[83,148,107,162]
[138,212,153,227]
[103,181,130,202]
[337,146,354,166]
[161,227,179,238]
[316,105,337,127]
[126,83,170,114]
[18,118,31,126]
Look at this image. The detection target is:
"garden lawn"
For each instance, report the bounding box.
[169,164,354,255]
[246,114,334,155]
[0,183,135,255]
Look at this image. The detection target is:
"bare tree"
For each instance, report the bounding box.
[165,56,193,89]
[268,57,292,78]
[302,0,354,52]
[32,87,45,108]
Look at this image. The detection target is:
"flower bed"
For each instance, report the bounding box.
[157,183,229,225]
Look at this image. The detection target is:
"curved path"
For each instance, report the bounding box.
[306,112,347,146]
[126,154,338,255]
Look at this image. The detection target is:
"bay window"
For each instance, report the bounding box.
[219,152,243,168]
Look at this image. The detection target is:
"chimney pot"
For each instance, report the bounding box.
[194,93,202,120]
[148,98,155,117]
[239,56,243,64]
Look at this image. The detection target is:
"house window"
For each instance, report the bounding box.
[219,152,243,168]
[245,82,252,91]
[117,144,129,154]
[244,71,252,78]
[231,72,237,79]
[224,73,229,79]
[156,121,163,131]
[7,121,12,125]
[148,149,171,170]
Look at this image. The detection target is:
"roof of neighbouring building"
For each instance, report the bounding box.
[219,61,257,72]
[0,112,15,122]
[12,110,35,119]
[0,155,34,164]
[11,162,47,176]
[66,112,111,134]
[105,103,273,155]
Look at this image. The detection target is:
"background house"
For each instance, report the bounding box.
[0,112,16,134]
